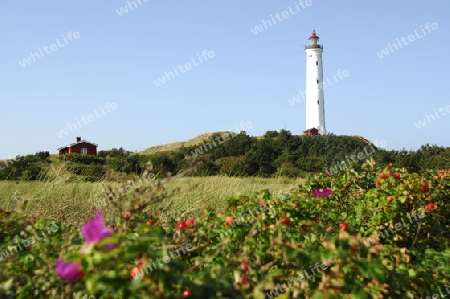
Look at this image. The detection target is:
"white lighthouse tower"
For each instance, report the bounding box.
[305,30,326,135]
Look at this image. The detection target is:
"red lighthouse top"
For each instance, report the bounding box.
[305,30,323,50]
[309,30,319,39]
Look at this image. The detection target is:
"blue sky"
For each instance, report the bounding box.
[0,1,449,158]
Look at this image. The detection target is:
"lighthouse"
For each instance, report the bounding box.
[305,30,326,135]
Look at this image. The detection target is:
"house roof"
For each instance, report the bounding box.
[57,140,98,150]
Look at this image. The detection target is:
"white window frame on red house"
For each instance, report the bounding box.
[81,148,88,155]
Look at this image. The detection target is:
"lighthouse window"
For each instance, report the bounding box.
[317,100,319,105]
[316,61,318,65]
[316,79,319,83]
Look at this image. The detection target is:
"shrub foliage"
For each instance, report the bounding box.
[0,163,449,298]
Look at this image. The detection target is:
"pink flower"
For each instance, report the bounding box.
[55,259,83,282]
[311,189,321,197]
[311,188,333,198]
[55,212,117,281]
[81,210,117,250]
[322,188,332,196]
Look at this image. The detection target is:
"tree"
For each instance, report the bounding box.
[223,132,254,157]
[264,130,279,138]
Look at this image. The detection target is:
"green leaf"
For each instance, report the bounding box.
[320,249,334,264]
[311,291,325,299]
[352,289,370,299]
[285,247,299,260]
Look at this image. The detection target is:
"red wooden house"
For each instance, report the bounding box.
[58,137,98,156]
[303,128,319,136]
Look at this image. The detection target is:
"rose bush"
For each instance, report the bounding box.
[0,164,449,298]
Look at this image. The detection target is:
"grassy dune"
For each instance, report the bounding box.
[139,132,233,155]
[0,173,303,227]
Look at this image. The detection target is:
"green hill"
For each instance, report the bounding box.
[1,130,449,181]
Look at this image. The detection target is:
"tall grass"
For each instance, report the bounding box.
[0,164,108,227]
[148,175,304,220]
[0,163,304,227]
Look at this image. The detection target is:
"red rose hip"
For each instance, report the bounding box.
[182,289,192,297]
[177,221,186,230]
[239,274,248,284]
[241,262,249,271]
[421,183,428,192]
[281,216,290,226]
[339,222,348,231]
[185,218,194,226]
